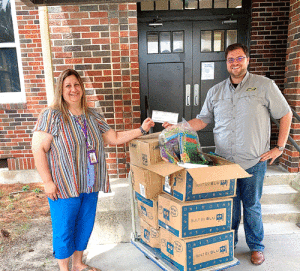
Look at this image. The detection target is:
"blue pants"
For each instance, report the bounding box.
[48,192,99,259]
[232,161,267,252]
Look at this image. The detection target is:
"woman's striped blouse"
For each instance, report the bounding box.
[34,108,111,199]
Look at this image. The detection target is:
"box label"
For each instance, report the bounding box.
[163,208,170,221]
[151,228,159,238]
[167,242,174,255]
[188,208,227,230]
[144,229,150,241]
[142,153,148,166]
[164,176,171,193]
[139,183,146,197]
[193,240,229,265]
[193,180,230,194]
[141,205,147,217]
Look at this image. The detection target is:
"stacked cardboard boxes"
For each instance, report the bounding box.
[129,133,250,271]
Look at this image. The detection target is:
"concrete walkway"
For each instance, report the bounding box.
[83,164,300,271]
[1,165,300,270]
[85,226,300,271]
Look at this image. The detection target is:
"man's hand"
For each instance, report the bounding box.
[162,122,175,129]
[260,147,283,165]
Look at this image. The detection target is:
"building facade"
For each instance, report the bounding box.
[0,0,299,177]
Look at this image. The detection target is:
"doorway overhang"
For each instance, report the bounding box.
[20,0,141,7]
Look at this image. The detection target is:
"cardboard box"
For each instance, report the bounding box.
[158,193,233,238]
[160,227,234,271]
[129,133,162,169]
[164,166,238,201]
[145,154,251,201]
[140,218,160,250]
[130,164,163,199]
[136,192,159,229]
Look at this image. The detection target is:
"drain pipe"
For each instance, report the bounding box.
[38,6,54,106]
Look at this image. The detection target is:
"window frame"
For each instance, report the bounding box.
[0,0,26,104]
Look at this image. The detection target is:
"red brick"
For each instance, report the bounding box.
[90,12,108,18]
[81,19,100,26]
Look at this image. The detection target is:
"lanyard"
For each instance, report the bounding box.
[70,112,96,191]
[72,114,92,150]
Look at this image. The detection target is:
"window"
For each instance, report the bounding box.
[201,29,237,52]
[141,0,243,11]
[147,31,184,54]
[0,0,25,103]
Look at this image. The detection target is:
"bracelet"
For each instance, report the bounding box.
[139,126,147,135]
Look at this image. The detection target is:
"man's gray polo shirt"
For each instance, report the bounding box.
[196,72,291,170]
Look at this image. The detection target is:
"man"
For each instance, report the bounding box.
[163,43,292,265]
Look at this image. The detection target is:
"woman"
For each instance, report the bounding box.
[32,69,154,271]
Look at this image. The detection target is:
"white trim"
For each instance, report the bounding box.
[39,6,54,106]
[0,43,16,48]
[0,92,26,103]
[0,0,26,104]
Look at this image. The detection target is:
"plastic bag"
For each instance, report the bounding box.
[159,125,181,164]
[159,119,208,165]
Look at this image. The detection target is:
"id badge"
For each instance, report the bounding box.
[88,150,98,164]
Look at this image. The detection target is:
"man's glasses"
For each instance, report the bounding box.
[227,56,247,63]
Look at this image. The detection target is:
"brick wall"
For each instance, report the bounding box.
[1,0,299,174]
[47,3,140,178]
[250,0,290,90]
[250,0,292,170]
[282,0,300,172]
[0,1,141,178]
[0,0,45,171]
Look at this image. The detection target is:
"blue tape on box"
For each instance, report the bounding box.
[161,252,184,271]
[135,192,154,207]
[159,220,180,237]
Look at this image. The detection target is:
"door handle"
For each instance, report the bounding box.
[186,84,191,106]
[194,84,199,106]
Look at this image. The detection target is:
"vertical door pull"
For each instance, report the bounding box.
[186,84,191,106]
[194,84,199,106]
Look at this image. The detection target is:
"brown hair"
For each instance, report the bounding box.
[225,43,249,59]
[51,69,89,122]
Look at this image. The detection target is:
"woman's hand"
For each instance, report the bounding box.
[44,180,59,201]
[32,131,58,199]
[103,118,155,145]
[141,117,155,132]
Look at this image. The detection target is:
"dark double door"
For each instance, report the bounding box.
[139,18,247,148]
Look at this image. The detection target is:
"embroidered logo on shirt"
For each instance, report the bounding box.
[246,87,257,92]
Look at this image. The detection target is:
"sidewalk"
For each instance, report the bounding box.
[85,226,300,271]
[1,166,300,271]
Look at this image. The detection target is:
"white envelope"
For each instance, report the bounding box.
[151,110,179,124]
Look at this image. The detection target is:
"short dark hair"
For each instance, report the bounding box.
[225,43,249,59]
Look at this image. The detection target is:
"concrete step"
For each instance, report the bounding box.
[264,165,299,186]
[0,168,42,184]
[263,222,300,235]
[261,184,300,204]
[261,204,300,223]
[239,222,300,236]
